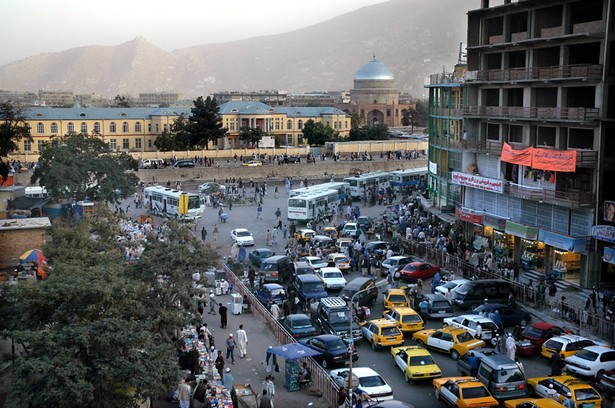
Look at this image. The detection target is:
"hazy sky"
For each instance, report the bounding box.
[1,0,388,66]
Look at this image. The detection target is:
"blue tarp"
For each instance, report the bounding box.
[268,343,321,360]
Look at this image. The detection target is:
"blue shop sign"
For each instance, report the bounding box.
[592,225,615,244]
[604,247,615,265]
[538,229,587,253]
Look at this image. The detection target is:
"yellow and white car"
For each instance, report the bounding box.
[413,326,485,360]
[503,398,567,408]
[383,288,409,310]
[433,377,498,408]
[327,252,351,271]
[527,376,602,408]
[540,334,607,359]
[383,307,424,333]
[361,318,404,350]
[391,345,442,383]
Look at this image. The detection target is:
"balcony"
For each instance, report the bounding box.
[463,106,599,124]
[576,150,598,168]
[462,139,504,153]
[507,183,594,208]
[431,107,462,118]
[471,64,602,83]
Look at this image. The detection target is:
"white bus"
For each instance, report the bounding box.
[289,181,350,201]
[25,186,49,198]
[343,171,390,199]
[389,167,428,190]
[144,186,205,220]
[287,189,340,223]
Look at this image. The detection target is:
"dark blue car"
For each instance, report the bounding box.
[469,303,531,327]
[254,283,286,310]
[279,314,320,339]
[249,248,274,267]
[300,334,358,369]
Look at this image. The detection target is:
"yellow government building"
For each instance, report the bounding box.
[17,101,351,155]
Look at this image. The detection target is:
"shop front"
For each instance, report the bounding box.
[538,229,588,285]
[592,225,615,286]
[455,207,485,249]
[504,221,541,270]
[482,214,510,263]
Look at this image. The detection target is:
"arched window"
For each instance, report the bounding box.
[386,109,391,117]
[122,122,129,133]
[298,120,303,130]
[37,123,44,134]
[135,122,142,133]
[110,122,117,133]
[93,122,101,134]
[50,123,58,134]
[287,120,292,130]
[80,122,88,133]
[67,122,75,133]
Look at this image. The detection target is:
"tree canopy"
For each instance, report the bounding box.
[301,120,339,146]
[238,126,264,147]
[0,101,32,179]
[31,132,139,202]
[0,212,221,407]
[348,122,389,141]
[187,96,227,149]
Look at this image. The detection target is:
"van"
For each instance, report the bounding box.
[457,348,528,401]
[452,280,513,310]
[260,255,295,283]
[140,158,164,169]
[339,277,378,307]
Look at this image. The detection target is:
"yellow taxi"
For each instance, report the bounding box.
[294,228,316,242]
[323,226,339,240]
[361,318,404,350]
[336,237,354,252]
[391,345,442,383]
[527,376,602,408]
[433,377,499,408]
[383,306,424,333]
[540,334,606,359]
[327,252,351,271]
[413,326,485,360]
[383,288,409,310]
[503,398,566,408]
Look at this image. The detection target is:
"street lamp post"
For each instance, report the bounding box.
[347,279,387,405]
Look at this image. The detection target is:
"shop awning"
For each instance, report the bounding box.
[538,229,588,253]
[437,212,457,225]
[505,221,538,240]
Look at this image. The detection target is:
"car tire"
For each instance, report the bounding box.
[434,387,441,400]
[415,339,424,347]
[450,350,460,361]
[371,340,378,351]
[527,385,534,396]
[597,369,606,381]
[322,359,329,369]
[404,372,411,384]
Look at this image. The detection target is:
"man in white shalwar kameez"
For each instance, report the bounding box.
[505,333,516,360]
[236,324,248,358]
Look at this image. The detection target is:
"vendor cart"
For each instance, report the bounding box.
[516,340,536,357]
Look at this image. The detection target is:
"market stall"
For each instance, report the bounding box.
[268,343,321,392]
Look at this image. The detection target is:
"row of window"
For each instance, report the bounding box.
[226,119,350,132]
[35,122,169,135]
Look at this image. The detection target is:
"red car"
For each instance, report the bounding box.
[521,322,573,347]
[399,262,440,281]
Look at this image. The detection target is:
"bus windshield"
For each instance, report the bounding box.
[288,198,307,207]
[188,196,201,209]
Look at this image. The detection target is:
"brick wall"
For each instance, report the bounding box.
[0,228,48,269]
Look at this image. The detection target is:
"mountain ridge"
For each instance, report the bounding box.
[0,0,477,98]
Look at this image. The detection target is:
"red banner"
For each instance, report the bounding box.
[500,143,577,172]
[456,207,484,224]
[531,147,577,172]
[501,143,532,166]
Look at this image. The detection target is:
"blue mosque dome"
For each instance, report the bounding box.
[353,57,395,81]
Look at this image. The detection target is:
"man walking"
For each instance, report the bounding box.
[257,204,263,220]
[226,333,236,364]
[236,324,248,358]
[219,303,228,328]
[201,227,208,241]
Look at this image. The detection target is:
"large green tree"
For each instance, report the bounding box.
[186,96,227,149]
[0,101,32,179]
[301,120,338,146]
[349,123,389,141]
[31,132,139,202]
[238,126,264,147]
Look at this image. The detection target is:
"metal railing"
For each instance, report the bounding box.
[463,106,600,123]
[472,64,603,82]
[224,266,340,406]
[507,183,594,208]
[395,238,615,344]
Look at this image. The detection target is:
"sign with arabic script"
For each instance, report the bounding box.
[451,172,504,194]
[592,225,615,244]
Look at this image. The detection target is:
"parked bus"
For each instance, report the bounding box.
[289,181,350,201]
[343,171,390,199]
[389,167,428,190]
[143,186,205,220]
[287,189,340,223]
[24,186,49,198]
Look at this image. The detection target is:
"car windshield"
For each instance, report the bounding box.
[443,281,457,289]
[456,332,473,342]
[327,338,348,350]
[310,257,325,264]
[404,265,417,271]
[381,327,401,336]
[335,256,349,263]
[574,388,601,401]
[330,310,350,324]
[304,282,325,292]
[433,301,450,309]
[261,263,277,272]
[574,349,599,362]
[271,288,285,296]
[523,326,548,338]
[462,386,490,399]
[410,355,435,366]
[544,340,564,351]
[236,230,251,237]
[389,295,407,303]
[324,272,343,279]
[293,318,313,328]
[456,283,471,295]
[359,375,385,387]
[495,367,525,382]
[401,314,422,323]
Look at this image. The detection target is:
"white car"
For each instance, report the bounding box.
[443,315,499,341]
[230,228,254,246]
[341,222,358,237]
[198,182,226,195]
[330,367,394,401]
[381,256,413,276]
[300,256,328,270]
[316,267,347,290]
[435,279,469,297]
[565,345,615,379]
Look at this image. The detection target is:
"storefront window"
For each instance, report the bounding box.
[521,239,544,270]
[552,249,581,282]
